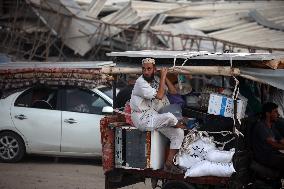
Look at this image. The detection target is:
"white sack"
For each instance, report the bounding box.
[176,137,216,168]
[176,153,202,169]
[206,149,235,163]
[190,137,216,159]
[185,160,235,178]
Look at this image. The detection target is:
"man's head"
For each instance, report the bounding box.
[127,74,138,85]
[262,102,279,122]
[142,58,156,82]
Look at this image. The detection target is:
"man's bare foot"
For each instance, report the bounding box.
[163,163,184,174]
[176,121,186,129]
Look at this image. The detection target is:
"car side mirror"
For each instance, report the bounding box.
[102,106,113,114]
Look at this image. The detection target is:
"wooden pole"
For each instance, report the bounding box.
[100,66,241,76]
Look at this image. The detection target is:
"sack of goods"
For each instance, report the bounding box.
[205,149,235,163]
[176,132,236,177]
[184,160,235,177]
[176,136,216,169]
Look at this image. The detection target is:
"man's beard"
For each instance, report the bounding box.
[143,73,154,82]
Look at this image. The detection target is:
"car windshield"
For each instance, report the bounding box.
[98,86,117,99]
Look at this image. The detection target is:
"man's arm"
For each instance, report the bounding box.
[156,68,167,100]
[165,77,177,95]
[267,137,284,150]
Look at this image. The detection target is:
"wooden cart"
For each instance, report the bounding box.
[100,51,284,189]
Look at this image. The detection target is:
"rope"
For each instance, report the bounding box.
[172,51,208,68]
[199,130,235,150]
[212,137,236,150]
[181,57,189,66]
[206,131,234,136]
[229,56,242,134]
[178,130,235,156]
[173,55,177,67]
[178,130,200,155]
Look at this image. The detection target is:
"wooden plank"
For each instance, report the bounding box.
[263,59,284,69]
[100,66,241,76]
[111,168,229,186]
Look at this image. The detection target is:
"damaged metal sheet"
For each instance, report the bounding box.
[1,0,284,61]
[101,1,181,37]
[165,1,284,18]
[27,0,102,56]
[76,0,130,13]
[150,22,219,51]
[86,0,107,19]
[138,14,167,48]
[0,61,115,69]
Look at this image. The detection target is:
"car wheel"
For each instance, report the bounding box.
[0,132,25,163]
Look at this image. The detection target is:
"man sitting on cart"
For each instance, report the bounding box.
[130,58,185,174]
[252,102,284,174]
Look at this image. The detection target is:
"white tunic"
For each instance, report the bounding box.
[130,75,183,149]
[130,76,177,130]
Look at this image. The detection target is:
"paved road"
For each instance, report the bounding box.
[0,156,152,189]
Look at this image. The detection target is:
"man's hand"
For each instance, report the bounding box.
[160,67,168,80]
[156,67,167,100]
[267,137,284,150]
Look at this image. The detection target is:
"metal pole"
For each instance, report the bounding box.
[112,75,117,112]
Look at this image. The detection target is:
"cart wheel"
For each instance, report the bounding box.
[162,181,196,189]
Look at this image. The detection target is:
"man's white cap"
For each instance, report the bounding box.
[142,58,155,65]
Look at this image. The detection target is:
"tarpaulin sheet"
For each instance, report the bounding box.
[240,68,284,90]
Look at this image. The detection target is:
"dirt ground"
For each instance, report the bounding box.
[0,156,152,189]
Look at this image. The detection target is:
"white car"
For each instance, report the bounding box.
[0,85,113,162]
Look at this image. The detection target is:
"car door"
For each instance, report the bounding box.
[61,87,111,155]
[10,86,61,153]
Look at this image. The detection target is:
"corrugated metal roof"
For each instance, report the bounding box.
[165,1,284,18]
[102,1,181,23]
[0,61,115,70]
[161,1,284,51]
[107,50,284,61]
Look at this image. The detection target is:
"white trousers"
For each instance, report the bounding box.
[135,112,184,149]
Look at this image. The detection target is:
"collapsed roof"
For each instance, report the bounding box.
[0,0,283,61]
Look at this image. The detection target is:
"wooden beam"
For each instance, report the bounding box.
[264,59,284,69]
[100,66,240,76]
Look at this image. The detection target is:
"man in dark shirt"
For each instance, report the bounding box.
[252,102,284,173]
[274,118,284,137]
[114,74,137,109]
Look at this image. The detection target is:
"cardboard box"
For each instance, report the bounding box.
[207,93,247,119]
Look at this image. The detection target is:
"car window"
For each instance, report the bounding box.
[98,87,114,99]
[14,86,58,110]
[97,86,120,99]
[65,88,110,115]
